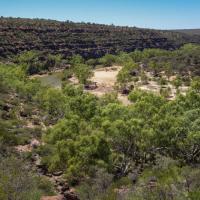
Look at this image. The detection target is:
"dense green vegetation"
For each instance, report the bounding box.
[0,64,55,199]
[15,51,64,75]
[0,45,200,199]
[90,44,200,94]
[0,157,55,200]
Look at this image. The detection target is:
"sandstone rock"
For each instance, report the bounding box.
[52,171,63,176]
[40,195,64,200]
[46,173,53,177]
[30,139,41,148]
[63,191,79,200]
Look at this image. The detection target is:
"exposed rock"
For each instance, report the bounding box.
[15,144,32,153]
[84,82,98,90]
[63,190,79,200]
[20,110,28,117]
[130,70,139,76]
[2,104,12,112]
[30,138,41,148]
[40,195,64,200]
[121,88,130,95]
[52,171,63,176]
[46,173,53,177]
[148,176,157,189]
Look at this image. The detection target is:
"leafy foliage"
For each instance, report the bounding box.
[1,46,200,199]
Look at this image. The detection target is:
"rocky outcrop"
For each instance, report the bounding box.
[32,155,79,200]
[15,137,79,200]
[63,190,79,200]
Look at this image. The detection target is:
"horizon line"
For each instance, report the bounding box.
[1,15,200,31]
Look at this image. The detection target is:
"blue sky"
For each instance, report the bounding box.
[0,0,200,29]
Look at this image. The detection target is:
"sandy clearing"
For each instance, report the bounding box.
[87,66,131,105]
[90,66,121,87]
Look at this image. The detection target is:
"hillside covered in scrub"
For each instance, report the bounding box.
[1,17,200,59]
[1,43,200,200]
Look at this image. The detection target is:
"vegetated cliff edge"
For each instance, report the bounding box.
[0,17,200,58]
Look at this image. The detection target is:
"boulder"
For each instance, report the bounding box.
[84,82,98,90]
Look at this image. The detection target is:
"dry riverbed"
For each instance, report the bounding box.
[31,66,189,105]
[31,66,132,105]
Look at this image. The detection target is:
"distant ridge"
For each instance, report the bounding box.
[0,17,200,58]
[172,29,200,36]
